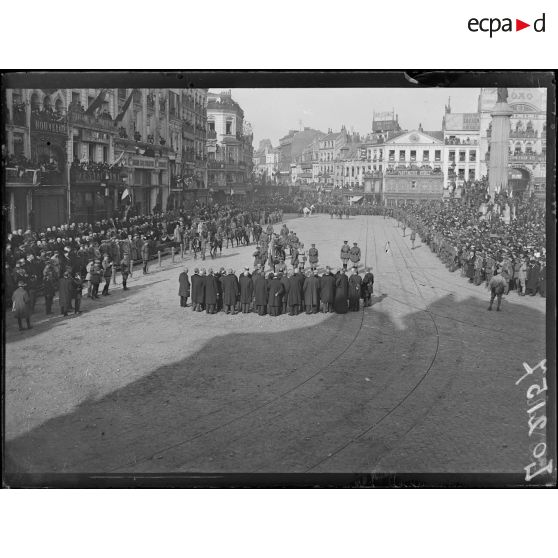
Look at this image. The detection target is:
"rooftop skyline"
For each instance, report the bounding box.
[218,88,482,147]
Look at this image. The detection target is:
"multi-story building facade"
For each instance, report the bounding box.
[478,87,547,199]
[252,139,278,185]
[441,104,481,192]
[376,129,444,205]
[317,127,350,186]
[4,87,209,229]
[278,127,324,186]
[206,90,253,202]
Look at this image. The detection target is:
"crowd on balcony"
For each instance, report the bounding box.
[71,158,125,173]
[31,105,65,123]
[3,152,60,173]
[444,137,476,145]
[394,192,546,299]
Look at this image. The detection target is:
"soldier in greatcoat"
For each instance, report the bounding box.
[308,243,319,271]
[340,240,351,270]
[349,243,361,269]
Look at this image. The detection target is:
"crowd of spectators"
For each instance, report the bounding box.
[395,194,546,298]
[4,200,288,325]
[31,105,65,123]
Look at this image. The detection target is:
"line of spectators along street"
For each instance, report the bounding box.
[4,203,287,330]
[393,196,546,298]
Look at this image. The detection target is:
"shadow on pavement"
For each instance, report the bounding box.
[4,291,547,481]
[4,280,167,343]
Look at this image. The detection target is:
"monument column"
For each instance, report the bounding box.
[488,87,513,197]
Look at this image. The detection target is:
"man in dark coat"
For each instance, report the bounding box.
[348,267,363,311]
[239,267,254,313]
[215,267,226,312]
[286,270,301,315]
[362,267,375,307]
[58,270,73,316]
[526,258,541,295]
[253,269,268,316]
[267,272,284,316]
[320,267,336,313]
[294,267,306,312]
[190,268,204,311]
[43,262,57,315]
[204,268,218,314]
[303,269,320,314]
[178,267,190,307]
[221,269,239,314]
[334,269,349,314]
[141,237,150,274]
[12,280,32,331]
[279,271,290,314]
[72,272,83,315]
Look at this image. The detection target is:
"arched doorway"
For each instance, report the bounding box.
[508,167,531,197]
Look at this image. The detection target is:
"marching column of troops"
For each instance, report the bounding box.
[178,226,374,317]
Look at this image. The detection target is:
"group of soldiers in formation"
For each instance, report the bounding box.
[178,227,374,316]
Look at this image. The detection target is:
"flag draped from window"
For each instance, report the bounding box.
[85,89,107,115]
[115,90,135,124]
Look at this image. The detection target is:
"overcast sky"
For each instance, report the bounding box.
[219,88,481,147]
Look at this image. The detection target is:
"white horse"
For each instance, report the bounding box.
[303,207,311,217]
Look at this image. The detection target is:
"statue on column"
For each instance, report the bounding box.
[497,87,509,103]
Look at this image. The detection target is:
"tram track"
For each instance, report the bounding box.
[108,218,372,472]
[304,216,442,471]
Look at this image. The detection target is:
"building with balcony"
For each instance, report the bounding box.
[3,87,210,229]
[206,90,253,201]
[441,103,481,193]
[478,87,547,199]
[4,88,68,230]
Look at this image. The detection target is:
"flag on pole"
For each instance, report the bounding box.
[85,89,107,115]
[121,188,130,201]
[115,90,135,123]
[385,241,391,254]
